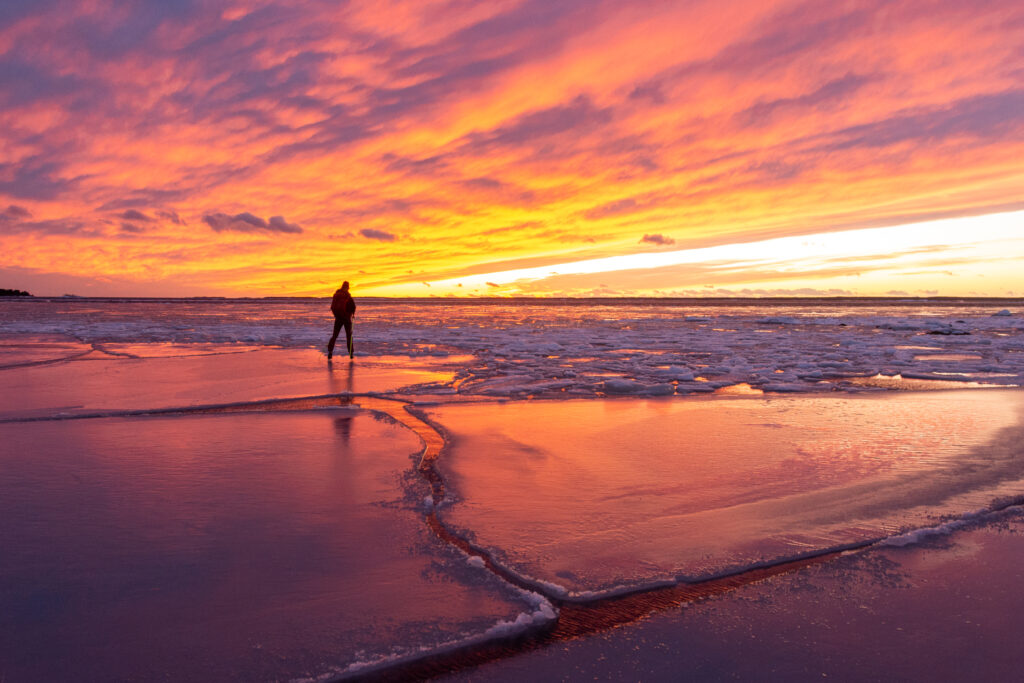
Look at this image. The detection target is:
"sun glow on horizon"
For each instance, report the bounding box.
[365,210,1024,298]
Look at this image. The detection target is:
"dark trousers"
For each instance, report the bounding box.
[328,316,353,357]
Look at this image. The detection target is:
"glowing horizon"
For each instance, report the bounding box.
[392,209,1024,298]
[1,1,1022,298]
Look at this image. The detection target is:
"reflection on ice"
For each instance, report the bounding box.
[446,514,1024,682]
[0,348,456,418]
[427,390,1024,596]
[95,342,266,357]
[0,335,91,367]
[0,411,533,681]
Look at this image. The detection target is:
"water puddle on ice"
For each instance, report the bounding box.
[0,349,457,418]
[0,410,536,681]
[846,373,1006,390]
[913,353,984,361]
[713,382,765,395]
[425,390,1024,597]
[0,336,92,367]
[95,342,265,357]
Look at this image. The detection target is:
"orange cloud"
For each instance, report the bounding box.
[0,0,1021,296]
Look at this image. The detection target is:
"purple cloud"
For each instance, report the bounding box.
[203,212,302,234]
[360,228,397,241]
[459,95,613,156]
[268,215,301,233]
[640,233,675,245]
[4,204,31,218]
[156,210,184,225]
[0,156,83,200]
[118,209,153,222]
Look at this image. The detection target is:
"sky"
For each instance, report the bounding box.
[0,0,1022,298]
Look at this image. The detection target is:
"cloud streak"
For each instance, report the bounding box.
[0,0,1020,295]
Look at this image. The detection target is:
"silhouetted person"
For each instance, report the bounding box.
[327,281,356,360]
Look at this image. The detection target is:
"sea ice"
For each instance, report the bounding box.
[4,299,1022,399]
[426,390,1024,596]
[0,348,456,418]
[442,513,1024,682]
[0,410,533,681]
[0,334,92,367]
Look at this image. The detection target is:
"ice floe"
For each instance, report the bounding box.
[4,298,1020,398]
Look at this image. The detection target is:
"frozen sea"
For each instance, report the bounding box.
[1,296,1024,681]
[3,296,1023,397]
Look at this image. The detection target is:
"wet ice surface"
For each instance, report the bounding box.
[0,411,536,682]
[3,297,1024,680]
[442,512,1024,683]
[428,391,1024,596]
[0,334,92,367]
[0,347,455,418]
[2,297,1022,397]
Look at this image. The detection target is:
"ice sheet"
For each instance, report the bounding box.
[0,335,92,367]
[0,411,533,682]
[441,511,1024,682]
[2,298,1022,398]
[427,390,1024,595]
[0,349,455,418]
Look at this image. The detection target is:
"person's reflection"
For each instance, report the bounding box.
[327,355,355,394]
[334,413,354,443]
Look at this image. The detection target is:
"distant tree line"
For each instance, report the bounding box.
[0,288,31,296]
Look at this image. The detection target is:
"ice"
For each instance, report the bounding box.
[3,297,1024,679]
[600,378,647,393]
[426,390,1024,596]
[0,334,92,367]
[879,511,982,547]
[3,298,1023,399]
[443,513,1024,682]
[0,348,457,418]
[0,410,534,681]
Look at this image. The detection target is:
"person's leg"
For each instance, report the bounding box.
[344,319,354,358]
[328,317,343,359]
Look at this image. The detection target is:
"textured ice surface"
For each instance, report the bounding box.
[441,512,1024,683]
[427,391,1024,595]
[2,298,1022,398]
[0,411,533,682]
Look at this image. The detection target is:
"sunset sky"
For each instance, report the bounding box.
[1,0,1022,297]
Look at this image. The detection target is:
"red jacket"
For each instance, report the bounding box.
[331,289,356,318]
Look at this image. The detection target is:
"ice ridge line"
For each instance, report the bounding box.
[0,392,367,423]
[0,348,94,370]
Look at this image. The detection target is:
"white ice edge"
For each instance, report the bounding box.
[877,504,1024,547]
[319,545,558,682]
[0,395,365,423]
[328,603,556,681]
[440,500,1024,607]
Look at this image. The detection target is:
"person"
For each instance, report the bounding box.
[327,281,356,360]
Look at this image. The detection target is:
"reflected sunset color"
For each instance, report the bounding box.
[1,1,1022,296]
